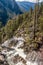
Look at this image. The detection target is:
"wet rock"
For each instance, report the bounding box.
[38,48,43,65]
[12,54,26,64]
[0,54,5,61]
[0,54,9,65]
[26,50,43,65]
[26,51,38,61]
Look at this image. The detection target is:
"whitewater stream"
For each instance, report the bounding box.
[1,37,38,65]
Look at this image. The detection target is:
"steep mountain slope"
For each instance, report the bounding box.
[0,0,22,24]
[17,1,35,12]
[0,2,43,44]
[0,2,43,65]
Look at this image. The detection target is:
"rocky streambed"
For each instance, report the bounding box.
[0,36,43,65]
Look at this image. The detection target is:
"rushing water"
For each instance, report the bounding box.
[1,37,38,65]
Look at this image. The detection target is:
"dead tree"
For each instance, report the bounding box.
[33,0,39,40]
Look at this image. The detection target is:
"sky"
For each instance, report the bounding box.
[16,0,43,3]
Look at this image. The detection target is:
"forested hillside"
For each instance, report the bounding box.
[0,2,43,51]
[0,0,22,25]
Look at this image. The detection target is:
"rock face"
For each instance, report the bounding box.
[38,48,43,65]
[0,53,9,65]
[0,36,43,65]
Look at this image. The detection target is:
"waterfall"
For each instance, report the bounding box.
[1,36,38,65]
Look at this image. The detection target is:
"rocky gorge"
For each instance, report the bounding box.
[0,36,43,65]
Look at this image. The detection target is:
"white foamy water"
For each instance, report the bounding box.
[15,48,26,59]
[16,61,24,65]
[26,61,38,65]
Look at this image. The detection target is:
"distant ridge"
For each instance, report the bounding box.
[0,0,22,24]
[16,1,35,12]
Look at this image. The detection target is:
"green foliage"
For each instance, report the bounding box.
[5,20,16,38]
[0,2,43,48]
[39,17,43,32]
[4,15,24,38]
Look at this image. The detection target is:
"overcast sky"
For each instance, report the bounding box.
[16,0,43,3]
